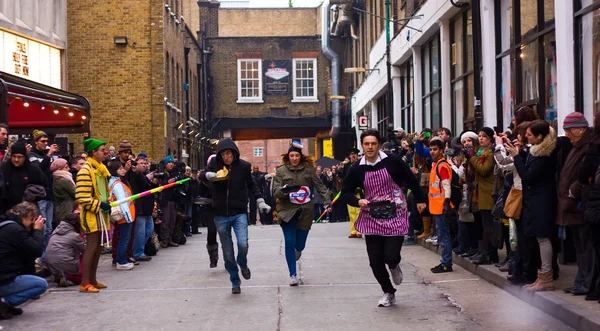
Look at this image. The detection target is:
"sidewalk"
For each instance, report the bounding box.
[418,239,600,331]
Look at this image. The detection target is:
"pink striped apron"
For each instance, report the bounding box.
[355,168,408,236]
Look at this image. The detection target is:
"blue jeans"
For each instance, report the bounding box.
[280,213,309,277]
[133,215,154,259]
[117,222,133,265]
[313,203,323,222]
[434,214,452,267]
[38,200,54,249]
[214,214,249,285]
[0,275,48,307]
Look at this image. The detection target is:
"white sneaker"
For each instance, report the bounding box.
[377,293,396,307]
[432,239,439,246]
[116,263,134,270]
[290,275,299,286]
[426,236,438,243]
[297,259,304,284]
[390,265,403,285]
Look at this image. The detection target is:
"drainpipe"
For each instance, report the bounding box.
[321,0,345,137]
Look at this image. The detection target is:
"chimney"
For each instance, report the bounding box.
[198,0,220,37]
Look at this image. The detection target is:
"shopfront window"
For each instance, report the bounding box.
[495,0,555,127]
[575,1,600,117]
[422,34,442,130]
[451,9,476,133]
[400,58,414,132]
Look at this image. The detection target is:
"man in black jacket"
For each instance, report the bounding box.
[1,141,48,214]
[0,202,48,319]
[203,138,271,294]
[128,153,154,262]
[158,155,179,248]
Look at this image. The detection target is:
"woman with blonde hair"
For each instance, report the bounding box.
[273,142,331,286]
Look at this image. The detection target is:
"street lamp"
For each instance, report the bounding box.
[351,5,422,131]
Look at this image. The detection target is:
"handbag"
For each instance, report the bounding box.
[503,188,523,219]
[368,200,397,219]
[110,206,124,223]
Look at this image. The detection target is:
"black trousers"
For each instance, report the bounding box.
[202,208,217,245]
[249,198,257,225]
[571,224,595,291]
[587,224,600,294]
[365,235,404,295]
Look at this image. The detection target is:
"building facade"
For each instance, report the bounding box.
[347,0,597,143]
[198,1,355,160]
[236,138,311,174]
[67,0,204,166]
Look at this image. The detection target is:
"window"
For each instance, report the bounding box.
[237,59,263,103]
[422,34,442,129]
[495,0,556,125]
[400,58,414,133]
[253,147,263,157]
[292,58,318,102]
[575,0,600,117]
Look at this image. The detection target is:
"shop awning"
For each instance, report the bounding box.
[0,71,90,135]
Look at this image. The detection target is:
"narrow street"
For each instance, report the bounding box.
[2,223,573,331]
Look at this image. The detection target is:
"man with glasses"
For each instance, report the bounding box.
[28,129,59,248]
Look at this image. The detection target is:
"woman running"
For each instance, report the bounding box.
[342,129,426,307]
[273,142,331,286]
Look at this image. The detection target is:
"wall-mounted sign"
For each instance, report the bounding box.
[0,30,62,88]
[264,60,290,95]
[358,115,369,130]
[322,138,333,158]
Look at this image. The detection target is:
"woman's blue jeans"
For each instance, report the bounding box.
[280,213,309,277]
[117,222,133,265]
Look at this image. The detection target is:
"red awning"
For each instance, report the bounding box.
[0,71,90,135]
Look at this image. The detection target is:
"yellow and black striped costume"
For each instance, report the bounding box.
[75,158,110,234]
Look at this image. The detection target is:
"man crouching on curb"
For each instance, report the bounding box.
[202,138,271,294]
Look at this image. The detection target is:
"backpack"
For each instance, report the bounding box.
[435,160,462,209]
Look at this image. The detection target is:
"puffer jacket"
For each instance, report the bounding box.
[202,138,263,217]
[44,221,85,272]
[273,161,331,230]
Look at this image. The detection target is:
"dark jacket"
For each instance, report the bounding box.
[158,168,179,206]
[557,128,594,226]
[1,160,48,213]
[202,138,263,216]
[53,177,76,223]
[28,149,54,200]
[128,171,155,216]
[0,214,45,285]
[514,127,558,237]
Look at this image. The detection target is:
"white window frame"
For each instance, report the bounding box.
[292,58,318,103]
[253,147,263,157]
[237,59,263,103]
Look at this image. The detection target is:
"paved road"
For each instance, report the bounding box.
[2,223,574,331]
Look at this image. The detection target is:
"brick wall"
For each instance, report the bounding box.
[67,0,202,165]
[235,138,312,174]
[207,37,329,119]
[218,8,318,37]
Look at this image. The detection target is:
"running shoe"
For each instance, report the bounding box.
[377,293,396,307]
[232,283,241,294]
[426,236,438,243]
[290,275,299,286]
[241,268,251,280]
[430,264,453,273]
[390,265,403,285]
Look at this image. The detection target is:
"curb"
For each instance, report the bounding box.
[418,239,600,331]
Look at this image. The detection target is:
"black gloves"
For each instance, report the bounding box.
[443,198,451,214]
[100,202,111,212]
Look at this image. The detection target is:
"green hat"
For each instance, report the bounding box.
[83,138,106,153]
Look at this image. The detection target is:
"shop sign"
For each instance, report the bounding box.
[263,60,290,95]
[322,138,333,158]
[358,115,369,130]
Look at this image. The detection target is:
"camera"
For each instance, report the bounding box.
[153,172,166,179]
[131,160,137,167]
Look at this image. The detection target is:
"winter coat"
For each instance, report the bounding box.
[557,128,594,226]
[1,160,48,213]
[44,221,85,274]
[468,147,495,210]
[0,214,44,285]
[514,127,558,237]
[273,161,331,230]
[53,177,76,223]
[127,171,154,216]
[202,138,263,217]
[28,149,54,201]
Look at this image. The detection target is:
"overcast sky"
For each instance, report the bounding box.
[249,0,322,7]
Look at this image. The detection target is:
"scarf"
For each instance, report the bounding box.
[52,170,75,188]
[87,156,110,178]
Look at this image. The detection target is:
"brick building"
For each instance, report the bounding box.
[235,138,311,174]
[198,1,355,160]
[67,0,205,166]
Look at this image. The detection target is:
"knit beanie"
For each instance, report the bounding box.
[164,155,175,164]
[119,140,133,153]
[83,138,106,153]
[137,152,148,159]
[10,140,27,156]
[478,127,495,140]
[50,158,68,173]
[32,129,48,142]
[460,131,478,143]
[288,144,302,155]
[563,112,589,129]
